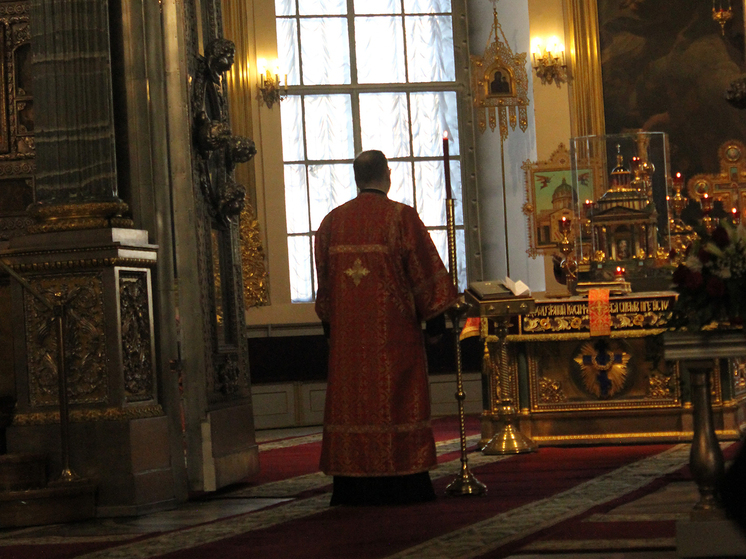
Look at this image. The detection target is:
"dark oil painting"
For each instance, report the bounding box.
[598,0,746,179]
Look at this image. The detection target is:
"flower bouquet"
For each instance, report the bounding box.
[670,221,746,331]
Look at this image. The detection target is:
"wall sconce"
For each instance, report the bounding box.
[530,36,567,86]
[257,58,288,109]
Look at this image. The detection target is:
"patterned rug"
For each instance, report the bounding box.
[0,416,730,559]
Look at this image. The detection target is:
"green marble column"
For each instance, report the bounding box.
[28,0,129,231]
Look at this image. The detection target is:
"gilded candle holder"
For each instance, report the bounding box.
[444,197,487,497]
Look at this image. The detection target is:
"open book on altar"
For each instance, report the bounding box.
[468,277,531,300]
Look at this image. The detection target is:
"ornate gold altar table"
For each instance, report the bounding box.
[477,291,746,446]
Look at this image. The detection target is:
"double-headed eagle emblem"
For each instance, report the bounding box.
[573,341,631,399]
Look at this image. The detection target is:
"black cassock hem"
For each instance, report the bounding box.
[330,472,436,506]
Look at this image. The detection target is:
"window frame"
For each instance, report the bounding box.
[276,0,482,304]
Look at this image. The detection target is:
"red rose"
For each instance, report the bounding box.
[712,226,731,249]
[672,264,691,286]
[685,271,704,290]
[698,248,712,264]
[706,276,726,298]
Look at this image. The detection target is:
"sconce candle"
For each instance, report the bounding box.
[443,132,452,200]
[615,266,626,281]
[559,215,571,232]
[530,36,567,85]
[733,207,740,224]
[256,57,288,109]
[583,199,593,218]
[701,193,713,214]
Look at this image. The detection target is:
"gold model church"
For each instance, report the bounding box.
[0,0,745,530]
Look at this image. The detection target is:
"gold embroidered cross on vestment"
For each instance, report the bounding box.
[344,258,369,286]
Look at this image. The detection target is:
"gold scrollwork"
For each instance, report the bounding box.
[12,404,165,425]
[25,273,108,407]
[646,372,674,399]
[523,311,668,334]
[9,257,155,272]
[26,201,133,233]
[120,271,154,402]
[538,376,567,403]
[733,357,746,396]
[240,211,269,308]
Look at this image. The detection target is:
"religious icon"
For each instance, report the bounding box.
[522,143,598,256]
[616,239,629,260]
[488,68,512,96]
[573,340,631,400]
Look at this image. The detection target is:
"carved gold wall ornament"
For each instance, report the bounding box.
[646,371,675,399]
[24,273,108,406]
[25,201,134,233]
[470,3,529,138]
[12,404,165,425]
[733,357,746,397]
[119,271,154,402]
[9,257,156,272]
[240,209,269,308]
[573,340,631,399]
[525,337,680,413]
[518,294,674,336]
[686,140,746,222]
[0,1,37,240]
[0,216,32,240]
[215,355,242,396]
[538,376,567,403]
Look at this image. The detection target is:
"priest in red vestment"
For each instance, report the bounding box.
[315,150,459,505]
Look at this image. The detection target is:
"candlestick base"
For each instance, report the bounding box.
[445,464,487,496]
[482,423,537,455]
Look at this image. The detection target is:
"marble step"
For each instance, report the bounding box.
[0,453,46,491]
[0,478,96,527]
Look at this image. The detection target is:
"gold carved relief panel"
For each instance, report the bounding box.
[0,0,34,239]
[119,269,154,403]
[526,337,681,413]
[24,273,107,407]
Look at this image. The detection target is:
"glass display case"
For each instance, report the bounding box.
[565,131,673,292]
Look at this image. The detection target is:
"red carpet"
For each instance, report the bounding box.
[0,416,727,559]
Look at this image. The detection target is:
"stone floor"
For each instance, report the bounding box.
[0,425,743,558]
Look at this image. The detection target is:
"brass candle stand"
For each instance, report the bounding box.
[700,194,716,235]
[443,197,487,497]
[461,287,536,455]
[481,314,537,455]
[668,175,697,264]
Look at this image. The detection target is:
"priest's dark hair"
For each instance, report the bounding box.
[353,150,388,187]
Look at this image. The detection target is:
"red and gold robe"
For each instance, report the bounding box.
[315,190,459,477]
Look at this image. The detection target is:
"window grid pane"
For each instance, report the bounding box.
[300,18,351,85]
[359,92,410,157]
[304,94,354,161]
[354,0,400,14]
[276,19,300,86]
[288,235,314,302]
[405,15,455,83]
[355,17,405,84]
